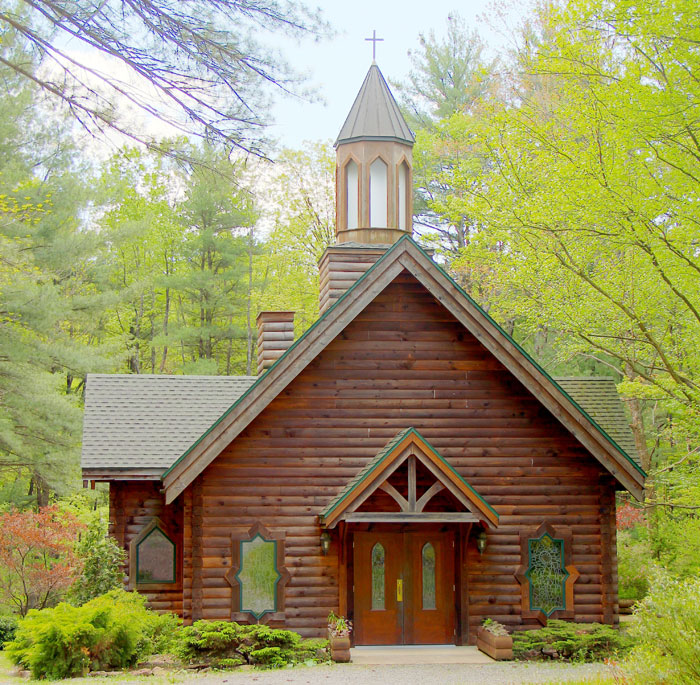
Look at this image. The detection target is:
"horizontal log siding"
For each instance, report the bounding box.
[109,481,183,615]
[190,271,616,638]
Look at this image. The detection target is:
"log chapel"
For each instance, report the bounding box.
[81,62,645,645]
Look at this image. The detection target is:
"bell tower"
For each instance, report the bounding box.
[334,63,415,244]
[319,60,415,314]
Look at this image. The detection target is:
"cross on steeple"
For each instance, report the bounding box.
[365,30,384,62]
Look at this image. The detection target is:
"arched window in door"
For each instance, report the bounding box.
[371,542,385,610]
[369,158,388,228]
[422,542,436,609]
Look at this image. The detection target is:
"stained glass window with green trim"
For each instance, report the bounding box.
[136,527,175,584]
[236,534,280,618]
[371,543,385,610]
[525,533,568,616]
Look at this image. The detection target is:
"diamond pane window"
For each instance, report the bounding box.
[136,527,175,584]
[236,534,281,619]
[525,533,568,616]
[371,542,385,610]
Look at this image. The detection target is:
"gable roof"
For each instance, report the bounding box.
[160,236,645,504]
[335,63,415,146]
[319,427,500,529]
[79,375,639,478]
[81,374,256,478]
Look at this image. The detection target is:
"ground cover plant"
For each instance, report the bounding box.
[5,590,179,679]
[173,620,329,669]
[513,620,632,662]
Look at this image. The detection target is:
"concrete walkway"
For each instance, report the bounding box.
[350,645,493,664]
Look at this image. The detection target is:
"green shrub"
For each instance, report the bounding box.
[68,519,126,606]
[513,620,632,662]
[623,570,700,684]
[174,620,329,669]
[617,528,654,600]
[0,616,18,648]
[4,589,180,679]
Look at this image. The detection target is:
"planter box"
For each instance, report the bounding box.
[329,635,351,663]
[477,626,513,660]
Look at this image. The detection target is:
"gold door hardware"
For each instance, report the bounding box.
[396,578,403,602]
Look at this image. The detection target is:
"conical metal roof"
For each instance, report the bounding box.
[335,63,414,147]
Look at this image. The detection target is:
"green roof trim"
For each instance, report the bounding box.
[403,238,646,480]
[163,234,645,485]
[319,427,499,523]
[161,238,403,480]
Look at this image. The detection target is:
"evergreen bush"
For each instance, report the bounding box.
[174,620,329,669]
[0,616,18,648]
[623,571,700,684]
[512,620,632,662]
[4,589,180,679]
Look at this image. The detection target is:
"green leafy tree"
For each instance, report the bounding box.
[393,14,497,256]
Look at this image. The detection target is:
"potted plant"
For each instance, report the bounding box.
[327,612,352,663]
[477,618,513,660]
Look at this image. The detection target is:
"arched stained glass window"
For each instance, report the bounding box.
[369,158,388,228]
[345,160,359,230]
[236,534,280,619]
[422,542,436,610]
[525,533,568,616]
[371,542,385,610]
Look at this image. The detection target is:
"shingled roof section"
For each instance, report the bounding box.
[556,377,640,466]
[335,63,414,146]
[81,374,256,477]
[81,372,639,479]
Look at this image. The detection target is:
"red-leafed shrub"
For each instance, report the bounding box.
[616,502,645,530]
[0,506,86,615]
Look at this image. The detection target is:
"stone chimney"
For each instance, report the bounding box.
[256,311,295,375]
[319,62,415,314]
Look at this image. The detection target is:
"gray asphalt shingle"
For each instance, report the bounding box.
[81,374,639,476]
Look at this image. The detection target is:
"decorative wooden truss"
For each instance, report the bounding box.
[319,427,499,529]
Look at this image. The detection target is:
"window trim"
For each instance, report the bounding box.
[225,521,290,624]
[515,522,579,625]
[129,517,178,590]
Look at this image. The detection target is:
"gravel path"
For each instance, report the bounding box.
[69,662,611,685]
[190,663,610,685]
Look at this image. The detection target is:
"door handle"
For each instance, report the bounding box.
[396,578,403,602]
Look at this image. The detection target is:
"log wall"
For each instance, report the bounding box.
[185,270,619,639]
[109,481,183,615]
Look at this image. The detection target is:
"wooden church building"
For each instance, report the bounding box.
[82,62,645,645]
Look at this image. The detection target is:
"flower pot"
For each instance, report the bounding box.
[476,626,513,660]
[329,635,351,663]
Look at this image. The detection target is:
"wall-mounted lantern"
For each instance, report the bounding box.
[320,531,331,555]
[476,530,488,555]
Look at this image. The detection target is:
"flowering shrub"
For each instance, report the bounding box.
[616,503,645,530]
[0,506,85,615]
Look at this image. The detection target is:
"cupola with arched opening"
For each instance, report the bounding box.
[334,64,414,244]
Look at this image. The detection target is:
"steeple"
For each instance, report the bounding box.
[335,64,415,147]
[334,63,415,245]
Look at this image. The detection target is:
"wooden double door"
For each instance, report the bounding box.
[353,530,455,645]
